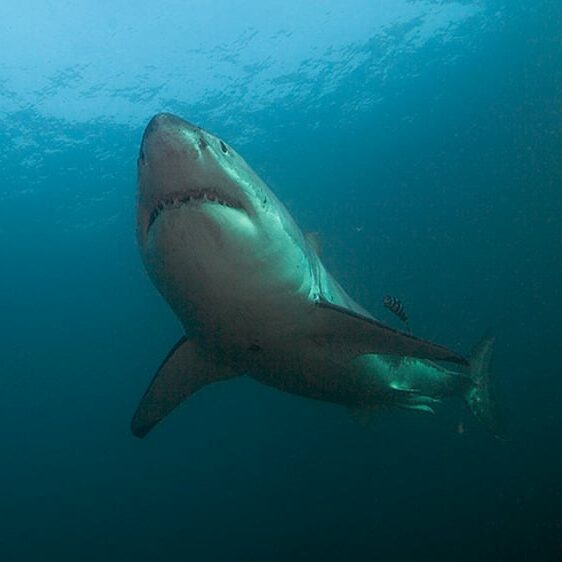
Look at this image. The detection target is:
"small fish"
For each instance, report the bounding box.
[383,295,409,328]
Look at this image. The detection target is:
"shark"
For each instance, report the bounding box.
[131,113,503,440]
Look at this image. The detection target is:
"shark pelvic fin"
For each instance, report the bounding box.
[312,300,468,365]
[399,404,436,414]
[131,337,238,438]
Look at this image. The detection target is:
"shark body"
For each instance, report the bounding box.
[132,113,502,439]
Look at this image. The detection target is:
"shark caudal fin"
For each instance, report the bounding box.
[464,336,506,440]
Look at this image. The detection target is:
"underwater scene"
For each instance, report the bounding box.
[1,1,561,560]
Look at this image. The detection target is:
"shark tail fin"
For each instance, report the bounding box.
[464,335,506,440]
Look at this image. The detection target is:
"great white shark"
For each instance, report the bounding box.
[131,113,503,439]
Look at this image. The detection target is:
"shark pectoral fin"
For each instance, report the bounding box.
[312,300,468,366]
[131,337,238,438]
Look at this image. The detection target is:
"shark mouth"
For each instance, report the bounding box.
[147,189,242,232]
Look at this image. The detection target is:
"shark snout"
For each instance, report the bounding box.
[142,112,199,142]
[140,113,203,166]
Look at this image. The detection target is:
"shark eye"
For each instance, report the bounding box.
[219,140,229,154]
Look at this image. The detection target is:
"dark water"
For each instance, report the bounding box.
[1,1,561,560]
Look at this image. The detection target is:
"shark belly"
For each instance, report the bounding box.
[143,204,316,363]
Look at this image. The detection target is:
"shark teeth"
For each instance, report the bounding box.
[148,190,240,231]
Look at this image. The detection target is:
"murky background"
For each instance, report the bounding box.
[1,1,561,560]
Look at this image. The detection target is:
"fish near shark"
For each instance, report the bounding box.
[131,113,504,440]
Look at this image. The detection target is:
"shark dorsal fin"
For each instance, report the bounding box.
[305,231,322,256]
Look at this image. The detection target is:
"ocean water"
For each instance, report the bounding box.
[1,1,561,561]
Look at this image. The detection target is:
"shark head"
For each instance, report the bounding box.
[137,113,272,247]
[137,113,311,333]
